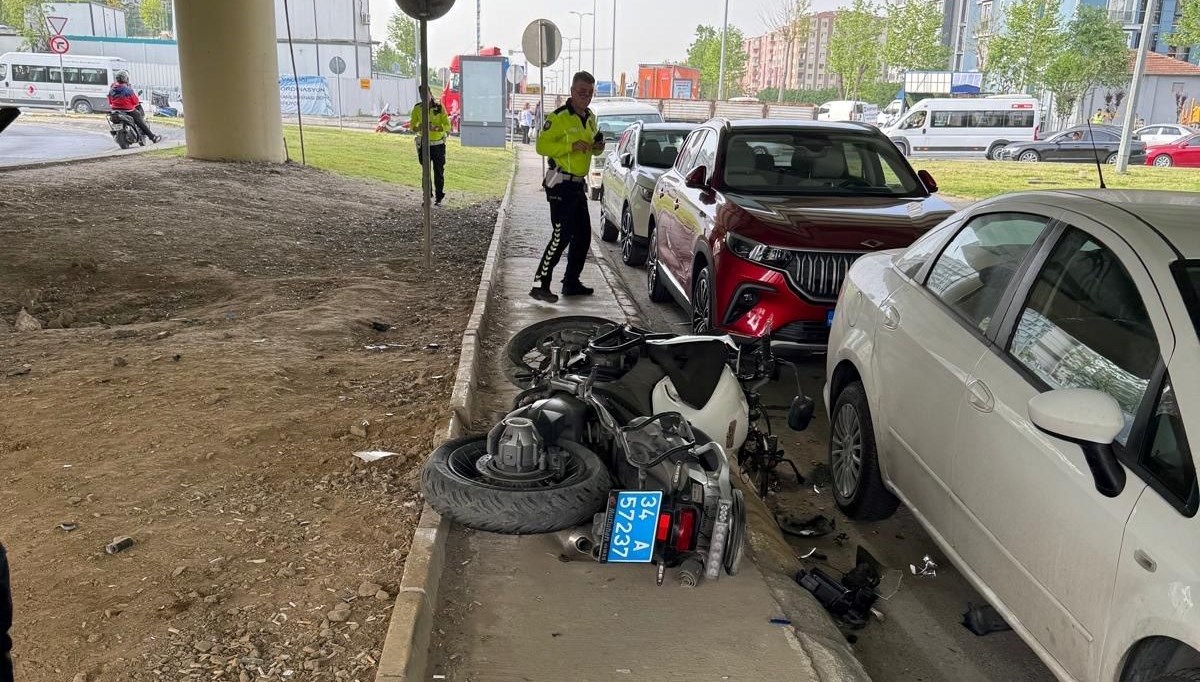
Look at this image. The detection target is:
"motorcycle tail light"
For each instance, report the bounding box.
[674,507,698,552]
[656,512,672,544]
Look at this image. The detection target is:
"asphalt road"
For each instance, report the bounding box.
[587,202,1056,682]
[0,116,181,167]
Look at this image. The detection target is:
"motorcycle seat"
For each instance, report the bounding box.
[647,340,730,411]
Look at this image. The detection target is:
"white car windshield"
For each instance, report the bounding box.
[722,131,925,197]
[598,113,662,141]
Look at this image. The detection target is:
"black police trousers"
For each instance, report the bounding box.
[1,542,12,682]
[417,142,446,199]
[535,181,591,285]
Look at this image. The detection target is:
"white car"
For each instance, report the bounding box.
[586,98,664,201]
[1136,124,1195,146]
[598,121,695,265]
[823,190,1200,682]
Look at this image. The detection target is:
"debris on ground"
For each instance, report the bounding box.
[354,450,403,463]
[910,555,938,577]
[104,536,135,554]
[777,513,835,538]
[15,308,42,332]
[962,602,1012,636]
[795,547,883,629]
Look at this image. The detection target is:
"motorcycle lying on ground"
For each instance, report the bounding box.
[375,109,409,134]
[421,317,814,586]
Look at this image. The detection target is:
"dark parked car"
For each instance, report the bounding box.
[995,125,1145,164]
[0,107,17,135]
[646,119,955,348]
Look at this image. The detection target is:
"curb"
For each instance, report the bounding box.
[374,149,518,682]
[0,139,186,173]
[589,220,647,327]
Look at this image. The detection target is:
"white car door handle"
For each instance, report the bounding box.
[881,304,900,330]
[967,379,994,413]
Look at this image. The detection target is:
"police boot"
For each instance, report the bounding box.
[529,280,559,303]
[561,281,594,297]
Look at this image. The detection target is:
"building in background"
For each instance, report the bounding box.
[271,0,374,80]
[945,0,1198,73]
[742,11,840,96]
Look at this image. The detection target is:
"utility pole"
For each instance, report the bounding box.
[717,0,729,100]
[592,0,597,74]
[476,0,481,52]
[610,0,616,93]
[1117,0,1157,173]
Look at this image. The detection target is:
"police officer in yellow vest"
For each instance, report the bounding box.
[531,71,606,302]
[411,85,452,205]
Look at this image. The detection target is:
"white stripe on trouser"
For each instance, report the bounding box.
[536,222,564,281]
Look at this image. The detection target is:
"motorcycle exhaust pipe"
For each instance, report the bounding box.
[678,557,705,588]
[555,527,595,559]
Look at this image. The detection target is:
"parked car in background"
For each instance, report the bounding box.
[0,52,124,114]
[1136,123,1195,146]
[820,188,1200,682]
[586,98,664,200]
[818,100,878,123]
[882,96,1040,159]
[599,121,696,265]
[1146,133,1200,167]
[647,119,954,347]
[995,125,1145,164]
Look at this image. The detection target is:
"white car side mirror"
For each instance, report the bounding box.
[1028,388,1126,497]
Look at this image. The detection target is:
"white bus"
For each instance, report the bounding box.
[0,52,125,114]
[881,96,1041,159]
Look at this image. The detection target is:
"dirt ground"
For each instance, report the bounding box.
[0,157,501,681]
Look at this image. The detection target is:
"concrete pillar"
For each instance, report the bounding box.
[175,0,285,162]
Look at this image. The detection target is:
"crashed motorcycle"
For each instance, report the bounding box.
[421,318,814,586]
[375,109,409,134]
[107,107,147,149]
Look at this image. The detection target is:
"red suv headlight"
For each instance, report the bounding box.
[726,233,792,270]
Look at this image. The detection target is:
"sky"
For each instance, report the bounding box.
[369,0,847,90]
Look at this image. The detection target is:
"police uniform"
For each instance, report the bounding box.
[411,99,452,203]
[533,100,605,297]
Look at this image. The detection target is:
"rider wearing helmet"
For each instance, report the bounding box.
[107,71,161,143]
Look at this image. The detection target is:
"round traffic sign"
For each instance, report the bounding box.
[506,63,526,84]
[329,56,347,75]
[49,35,69,55]
[394,0,456,20]
[522,20,562,68]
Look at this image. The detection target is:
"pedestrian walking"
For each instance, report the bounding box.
[519,103,535,144]
[1,541,13,682]
[530,71,606,303]
[410,85,451,206]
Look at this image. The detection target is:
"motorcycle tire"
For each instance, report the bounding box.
[115,130,132,150]
[422,435,611,535]
[725,489,747,576]
[504,315,620,388]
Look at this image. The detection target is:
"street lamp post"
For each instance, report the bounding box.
[1117,0,1159,173]
[610,0,616,93]
[569,11,592,74]
[592,0,597,74]
[564,36,579,78]
[717,0,729,100]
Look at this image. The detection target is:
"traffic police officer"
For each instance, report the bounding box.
[531,70,606,303]
[411,85,452,205]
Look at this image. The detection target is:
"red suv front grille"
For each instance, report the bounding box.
[785,251,863,302]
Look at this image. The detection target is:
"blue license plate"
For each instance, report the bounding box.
[826,309,835,327]
[601,490,663,563]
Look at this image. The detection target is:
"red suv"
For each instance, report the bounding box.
[647,119,954,348]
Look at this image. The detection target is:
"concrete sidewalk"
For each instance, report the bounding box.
[425,145,867,682]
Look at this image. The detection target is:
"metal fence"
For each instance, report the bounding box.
[511,93,816,122]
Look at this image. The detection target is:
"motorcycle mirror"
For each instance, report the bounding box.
[788,395,815,431]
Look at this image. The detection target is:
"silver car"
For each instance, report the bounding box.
[598,121,695,266]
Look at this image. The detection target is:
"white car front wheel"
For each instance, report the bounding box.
[830,381,899,521]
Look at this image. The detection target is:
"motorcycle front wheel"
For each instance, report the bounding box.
[421,436,611,534]
[115,129,133,149]
[504,315,620,388]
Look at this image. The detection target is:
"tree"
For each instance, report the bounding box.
[373,12,419,77]
[1044,6,1127,123]
[0,0,46,47]
[139,0,168,35]
[760,0,811,102]
[828,0,883,100]
[984,0,1062,93]
[1166,0,1200,49]
[684,24,749,99]
[883,0,949,72]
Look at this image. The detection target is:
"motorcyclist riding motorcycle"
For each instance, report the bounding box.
[107,71,161,144]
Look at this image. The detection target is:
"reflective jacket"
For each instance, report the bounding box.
[535,101,604,177]
[410,100,451,144]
